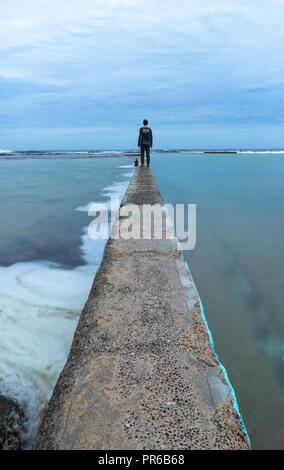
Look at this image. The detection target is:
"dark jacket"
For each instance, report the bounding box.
[138,126,153,147]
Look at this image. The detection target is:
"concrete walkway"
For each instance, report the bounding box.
[34,168,249,450]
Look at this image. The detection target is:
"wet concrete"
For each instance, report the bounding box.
[34,167,249,450]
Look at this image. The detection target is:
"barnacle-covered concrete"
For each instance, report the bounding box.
[34,167,249,450]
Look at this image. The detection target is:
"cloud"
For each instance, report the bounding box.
[0,0,284,147]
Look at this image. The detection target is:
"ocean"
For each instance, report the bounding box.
[152,151,284,450]
[0,152,134,448]
[1,149,284,449]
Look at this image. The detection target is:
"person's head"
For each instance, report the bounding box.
[143,119,148,126]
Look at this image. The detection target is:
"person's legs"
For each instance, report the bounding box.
[146,145,150,167]
[140,145,145,166]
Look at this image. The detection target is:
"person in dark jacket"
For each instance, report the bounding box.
[138,119,153,167]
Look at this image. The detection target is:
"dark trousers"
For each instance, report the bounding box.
[140,144,151,166]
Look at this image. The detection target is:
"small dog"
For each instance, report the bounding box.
[134,159,139,167]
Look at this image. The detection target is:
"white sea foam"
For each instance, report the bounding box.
[238,150,284,154]
[122,171,135,178]
[75,174,133,213]
[0,261,88,447]
[117,165,134,168]
[99,151,123,154]
[87,151,124,156]
[49,151,123,155]
[0,149,13,154]
[0,173,132,449]
[76,199,113,213]
[103,179,131,199]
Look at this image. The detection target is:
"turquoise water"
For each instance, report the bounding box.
[152,152,284,450]
[1,151,284,449]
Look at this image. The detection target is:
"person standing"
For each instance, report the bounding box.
[138,119,153,167]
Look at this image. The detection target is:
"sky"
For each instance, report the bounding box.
[0,0,284,149]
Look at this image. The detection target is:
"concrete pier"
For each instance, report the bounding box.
[34,168,249,450]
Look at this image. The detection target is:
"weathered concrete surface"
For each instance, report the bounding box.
[34,167,249,450]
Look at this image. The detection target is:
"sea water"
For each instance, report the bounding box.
[151,152,284,450]
[1,149,284,449]
[0,153,134,448]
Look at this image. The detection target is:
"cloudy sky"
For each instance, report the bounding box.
[0,0,284,149]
